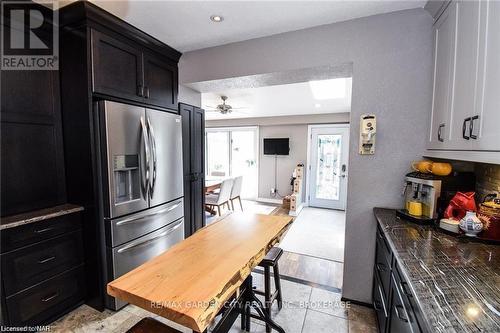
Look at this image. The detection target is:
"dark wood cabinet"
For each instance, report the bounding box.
[0,71,66,217]
[180,103,205,237]
[91,30,144,103]
[374,226,423,333]
[143,54,178,109]
[1,209,85,327]
[90,27,178,110]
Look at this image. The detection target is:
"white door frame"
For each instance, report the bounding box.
[205,126,260,199]
[305,123,350,209]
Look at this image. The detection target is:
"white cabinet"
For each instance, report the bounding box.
[473,0,500,151]
[427,0,500,158]
[447,0,480,150]
[428,2,457,149]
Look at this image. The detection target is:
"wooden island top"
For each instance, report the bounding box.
[107,213,293,332]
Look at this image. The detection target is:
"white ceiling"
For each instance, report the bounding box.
[82,0,425,52]
[202,78,352,120]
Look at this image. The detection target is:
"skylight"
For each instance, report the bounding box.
[309,78,347,100]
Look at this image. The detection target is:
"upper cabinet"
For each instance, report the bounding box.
[91,30,178,110]
[473,0,500,151]
[427,0,500,161]
[428,2,457,149]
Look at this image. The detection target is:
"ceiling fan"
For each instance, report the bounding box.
[205,96,248,115]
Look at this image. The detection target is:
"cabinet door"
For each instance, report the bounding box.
[428,2,457,149]
[143,54,178,110]
[473,0,500,151]
[388,275,418,333]
[180,104,193,237]
[191,107,206,232]
[91,30,144,102]
[448,0,480,150]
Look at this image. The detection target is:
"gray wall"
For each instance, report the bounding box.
[178,85,201,107]
[180,8,434,303]
[258,125,308,200]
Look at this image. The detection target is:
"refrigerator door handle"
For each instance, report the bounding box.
[147,116,157,198]
[140,116,150,198]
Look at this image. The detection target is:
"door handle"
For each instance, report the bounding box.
[469,115,479,139]
[116,200,182,226]
[462,118,471,140]
[437,123,445,142]
[137,85,144,97]
[394,305,409,323]
[140,117,150,198]
[147,116,157,198]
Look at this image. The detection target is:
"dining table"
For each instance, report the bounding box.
[107,213,293,333]
[205,179,222,194]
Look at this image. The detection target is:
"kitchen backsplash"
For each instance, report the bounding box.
[475,163,500,201]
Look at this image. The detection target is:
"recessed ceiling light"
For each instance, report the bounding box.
[210,15,223,22]
[315,103,321,108]
[309,78,347,100]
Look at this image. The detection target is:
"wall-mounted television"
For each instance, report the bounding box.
[263,138,290,155]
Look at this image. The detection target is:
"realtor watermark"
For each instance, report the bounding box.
[1,0,59,70]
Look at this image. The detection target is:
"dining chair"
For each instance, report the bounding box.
[205,178,234,216]
[229,176,244,211]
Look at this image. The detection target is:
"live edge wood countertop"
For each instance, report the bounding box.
[107,213,293,332]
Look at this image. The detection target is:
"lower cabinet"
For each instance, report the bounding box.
[0,209,85,326]
[374,226,423,333]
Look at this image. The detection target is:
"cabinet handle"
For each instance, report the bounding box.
[37,256,56,264]
[41,292,59,302]
[469,115,479,139]
[144,87,150,99]
[374,300,382,311]
[400,281,412,297]
[395,305,409,323]
[34,227,55,234]
[137,85,144,97]
[376,263,387,272]
[462,117,471,140]
[437,123,445,142]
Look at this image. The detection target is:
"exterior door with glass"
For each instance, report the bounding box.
[308,125,349,210]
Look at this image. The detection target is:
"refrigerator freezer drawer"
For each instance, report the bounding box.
[106,217,184,310]
[109,217,184,278]
[106,199,183,247]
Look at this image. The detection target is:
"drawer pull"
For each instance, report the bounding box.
[376,263,387,272]
[469,115,479,139]
[35,227,55,234]
[41,292,59,302]
[38,256,56,264]
[400,281,412,297]
[374,300,382,311]
[395,305,409,323]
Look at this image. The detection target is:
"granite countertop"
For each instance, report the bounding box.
[0,204,84,230]
[374,208,500,333]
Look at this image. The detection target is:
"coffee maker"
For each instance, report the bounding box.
[396,171,475,224]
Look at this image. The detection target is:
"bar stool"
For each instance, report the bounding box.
[126,317,182,333]
[254,247,284,333]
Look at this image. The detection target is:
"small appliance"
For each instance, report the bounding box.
[396,171,475,224]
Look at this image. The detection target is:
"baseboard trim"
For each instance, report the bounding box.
[340,296,373,308]
[256,197,282,205]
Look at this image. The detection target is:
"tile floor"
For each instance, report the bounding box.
[49,272,377,333]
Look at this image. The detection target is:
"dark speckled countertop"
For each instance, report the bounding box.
[374,208,500,333]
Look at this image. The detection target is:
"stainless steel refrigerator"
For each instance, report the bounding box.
[98,100,184,309]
